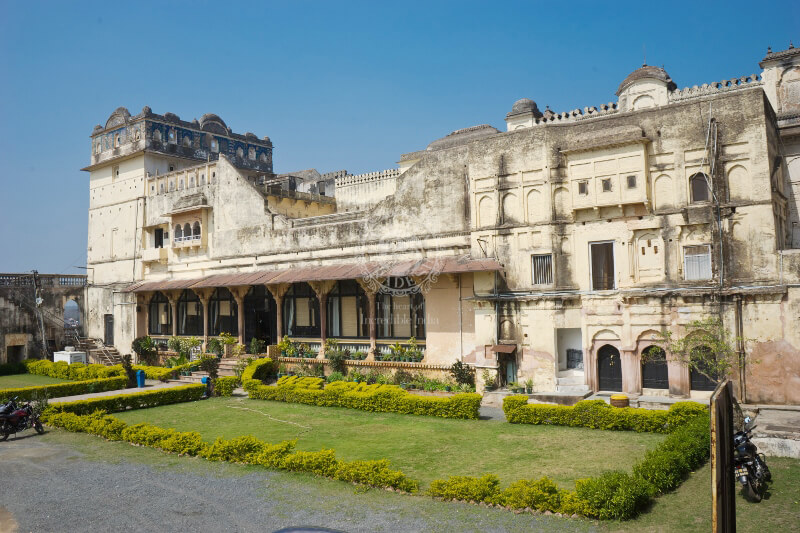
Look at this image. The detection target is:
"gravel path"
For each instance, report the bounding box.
[0,430,592,533]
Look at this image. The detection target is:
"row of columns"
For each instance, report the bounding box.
[140,278,385,358]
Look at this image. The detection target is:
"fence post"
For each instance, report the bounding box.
[711,380,736,532]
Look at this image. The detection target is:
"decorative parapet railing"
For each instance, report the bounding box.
[0,273,87,287]
[262,185,336,204]
[276,357,447,371]
[668,74,763,102]
[334,168,401,188]
[147,161,218,197]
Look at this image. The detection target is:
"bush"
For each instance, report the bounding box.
[249,338,267,355]
[324,339,349,375]
[503,398,706,434]
[207,338,224,357]
[335,459,419,493]
[214,376,240,397]
[24,359,124,380]
[574,471,653,520]
[133,361,201,382]
[46,384,205,415]
[326,371,346,383]
[0,361,27,376]
[246,379,482,420]
[0,376,128,403]
[429,474,501,502]
[450,361,475,386]
[240,357,276,382]
[131,336,158,365]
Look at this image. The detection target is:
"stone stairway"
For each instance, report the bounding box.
[171,358,238,384]
[68,332,123,365]
[555,369,591,394]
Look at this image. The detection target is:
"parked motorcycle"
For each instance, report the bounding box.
[733,415,771,502]
[0,397,44,441]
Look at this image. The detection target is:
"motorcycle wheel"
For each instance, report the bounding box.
[34,420,44,434]
[757,455,772,482]
[742,478,763,502]
[0,423,9,442]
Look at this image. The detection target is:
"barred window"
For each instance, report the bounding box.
[602,178,612,192]
[578,181,588,195]
[531,254,553,285]
[627,175,637,189]
[684,245,712,280]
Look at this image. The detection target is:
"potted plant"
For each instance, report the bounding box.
[525,378,534,394]
[219,332,237,357]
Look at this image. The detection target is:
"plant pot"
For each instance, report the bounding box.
[610,394,629,408]
[526,386,533,394]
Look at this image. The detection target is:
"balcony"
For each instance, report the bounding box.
[173,234,202,248]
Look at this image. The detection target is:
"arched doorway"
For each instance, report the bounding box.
[597,344,622,391]
[244,285,276,346]
[690,345,718,391]
[641,345,669,389]
[63,299,81,334]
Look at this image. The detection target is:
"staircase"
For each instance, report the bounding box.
[555,369,591,394]
[67,330,123,365]
[171,358,238,384]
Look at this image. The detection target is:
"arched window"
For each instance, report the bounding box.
[326,280,368,338]
[95,140,102,154]
[134,129,141,141]
[114,134,120,147]
[209,288,237,336]
[200,173,205,185]
[159,183,165,194]
[168,130,176,144]
[189,176,195,187]
[192,222,201,240]
[260,152,268,163]
[641,345,668,389]
[248,147,256,160]
[177,290,203,336]
[210,139,218,152]
[283,283,319,337]
[690,344,718,390]
[169,180,175,192]
[183,136,192,148]
[376,277,425,339]
[178,178,184,190]
[183,223,191,240]
[148,292,172,335]
[174,224,183,242]
[690,173,710,203]
[236,147,244,158]
[154,130,162,142]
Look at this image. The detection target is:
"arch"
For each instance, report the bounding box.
[153,129,162,142]
[200,174,205,185]
[178,178,184,190]
[499,319,514,341]
[63,299,81,332]
[236,147,244,158]
[183,223,191,239]
[168,129,177,144]
[653,174,674,210]
[189,175,195,187]
[169,180,175,192]
[174,224,183,241]
[259,152,268,163]
[689,173,710,203]
[209,287,238,336]
[553,187,570,219]
[192,221,201,239]
[148,291,172,336]
[690,344,718,390]
[478,196,495,227]
[114,134,121,147]
[159,183,165,194]
[641,345,668,389]
[502,192,520,224]
[248,147,256,160]
[183,136,192,148]
[635,329,662,343]
[592,328,620,342]
[632,94,655,110]
[636,232,664,280]
[526,188,545,223]
[244,285,278,346]
[727,164,748,201]
[177,290,203,336]
[597,344,622,391]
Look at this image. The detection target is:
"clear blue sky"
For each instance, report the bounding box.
[0,0,797,274]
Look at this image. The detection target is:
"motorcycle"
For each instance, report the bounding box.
[733,415,771,502]
[0,396,45,441]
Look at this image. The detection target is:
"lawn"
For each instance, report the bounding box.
[0,373,69,390]
[114,397,665,488]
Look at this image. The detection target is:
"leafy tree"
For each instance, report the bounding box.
[131,336,158,365]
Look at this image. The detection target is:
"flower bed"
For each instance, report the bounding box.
[425,397,711,520]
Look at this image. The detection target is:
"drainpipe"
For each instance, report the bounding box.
[734,295,746,401]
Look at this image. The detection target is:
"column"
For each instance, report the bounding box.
[267,284,290,342]
[194,289,212,352]
[621,348,642,395]
[356,278,381,361]
[667,350,691,398]
[229,286,249,346]
[167,291,180,338]
[309,280,336,358]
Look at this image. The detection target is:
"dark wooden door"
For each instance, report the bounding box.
[691,368,717,391]
[103,314,114,346]
[597,344,622,391]
[642,346,669,389]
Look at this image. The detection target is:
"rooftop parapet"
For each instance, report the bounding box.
[335,168,401,187]
[668,74,763,102]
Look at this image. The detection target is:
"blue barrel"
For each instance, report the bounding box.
[201,376,208,384]
[136,369,145,388]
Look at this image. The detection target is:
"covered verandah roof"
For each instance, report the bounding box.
[125,257,503,293]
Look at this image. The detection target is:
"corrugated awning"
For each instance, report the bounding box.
[125,257,503,293]
[490,344,517,354]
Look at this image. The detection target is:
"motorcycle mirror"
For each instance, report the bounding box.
[744,416,751,425]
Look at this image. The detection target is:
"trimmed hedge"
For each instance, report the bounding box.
[133,362,201,382]
[0,361,28,376]
[244,379,482,420]
[0,376,128,402]
[240,357,275,382]
[25,359,124,380]
[214,376,240,397]
[47,384,205,415]
[44,410,418,493]
[429,402,710,520]
[503,397,707,434]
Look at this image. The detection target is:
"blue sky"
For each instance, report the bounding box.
[0,0,797,274]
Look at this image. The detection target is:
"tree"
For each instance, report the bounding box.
[645,317,746,385]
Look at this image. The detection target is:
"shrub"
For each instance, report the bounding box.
[207,338,224,357]
[429,474,501,502]
[450,361,475,386]
[199,354,220,381]
[241,357,276,382]
[47,384,205,415]
[574,471,652,520]
[131,336,158,365]
[249,338,267,355]
[0,361,27,376]
[24,359,125,380]
[201,435,267,463]
[246,379,482,420]
[335,459,419,493]
[0,376,128,403]
[214,376,240,397]
[281,449,339,477]
[498,477,568,512]
[326,371,346,383]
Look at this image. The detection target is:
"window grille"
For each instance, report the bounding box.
[602,179,612,192]
[627,175,637,188]
[531,254,553,285]
[684,245,712,280]
[578,181,588,195]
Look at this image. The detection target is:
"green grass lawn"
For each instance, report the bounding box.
[114,397,665,488]
[0,373,69,390]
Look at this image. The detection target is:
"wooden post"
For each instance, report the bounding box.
[193,288,212,352]
[356,278,381,361]
[711,380,736,533]
[166,291,180,338]
[229,286,250,346]
[309,280,336,358]
[266,283,289,341]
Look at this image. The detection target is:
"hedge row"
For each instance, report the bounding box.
[25,359,124,380]
[240,358,275,382]
[428,403,710,520]
[502,397,707,434]
[0,376,128,402]
[214,377,240,397]
[47,384,205,415]
[0,361,28,376]
[44,410,418,493]
[244,379,482,420]
[132,362,201,382]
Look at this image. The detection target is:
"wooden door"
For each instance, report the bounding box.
[597,344,622,391]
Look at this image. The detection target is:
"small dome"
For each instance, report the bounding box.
[616,65,677,95]
[507,98,542,118]
[199,113,228,134]
[104,107,131,129]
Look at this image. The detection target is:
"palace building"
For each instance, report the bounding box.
[83,44,800,404]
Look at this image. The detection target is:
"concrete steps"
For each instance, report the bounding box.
[555,370,590,395]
